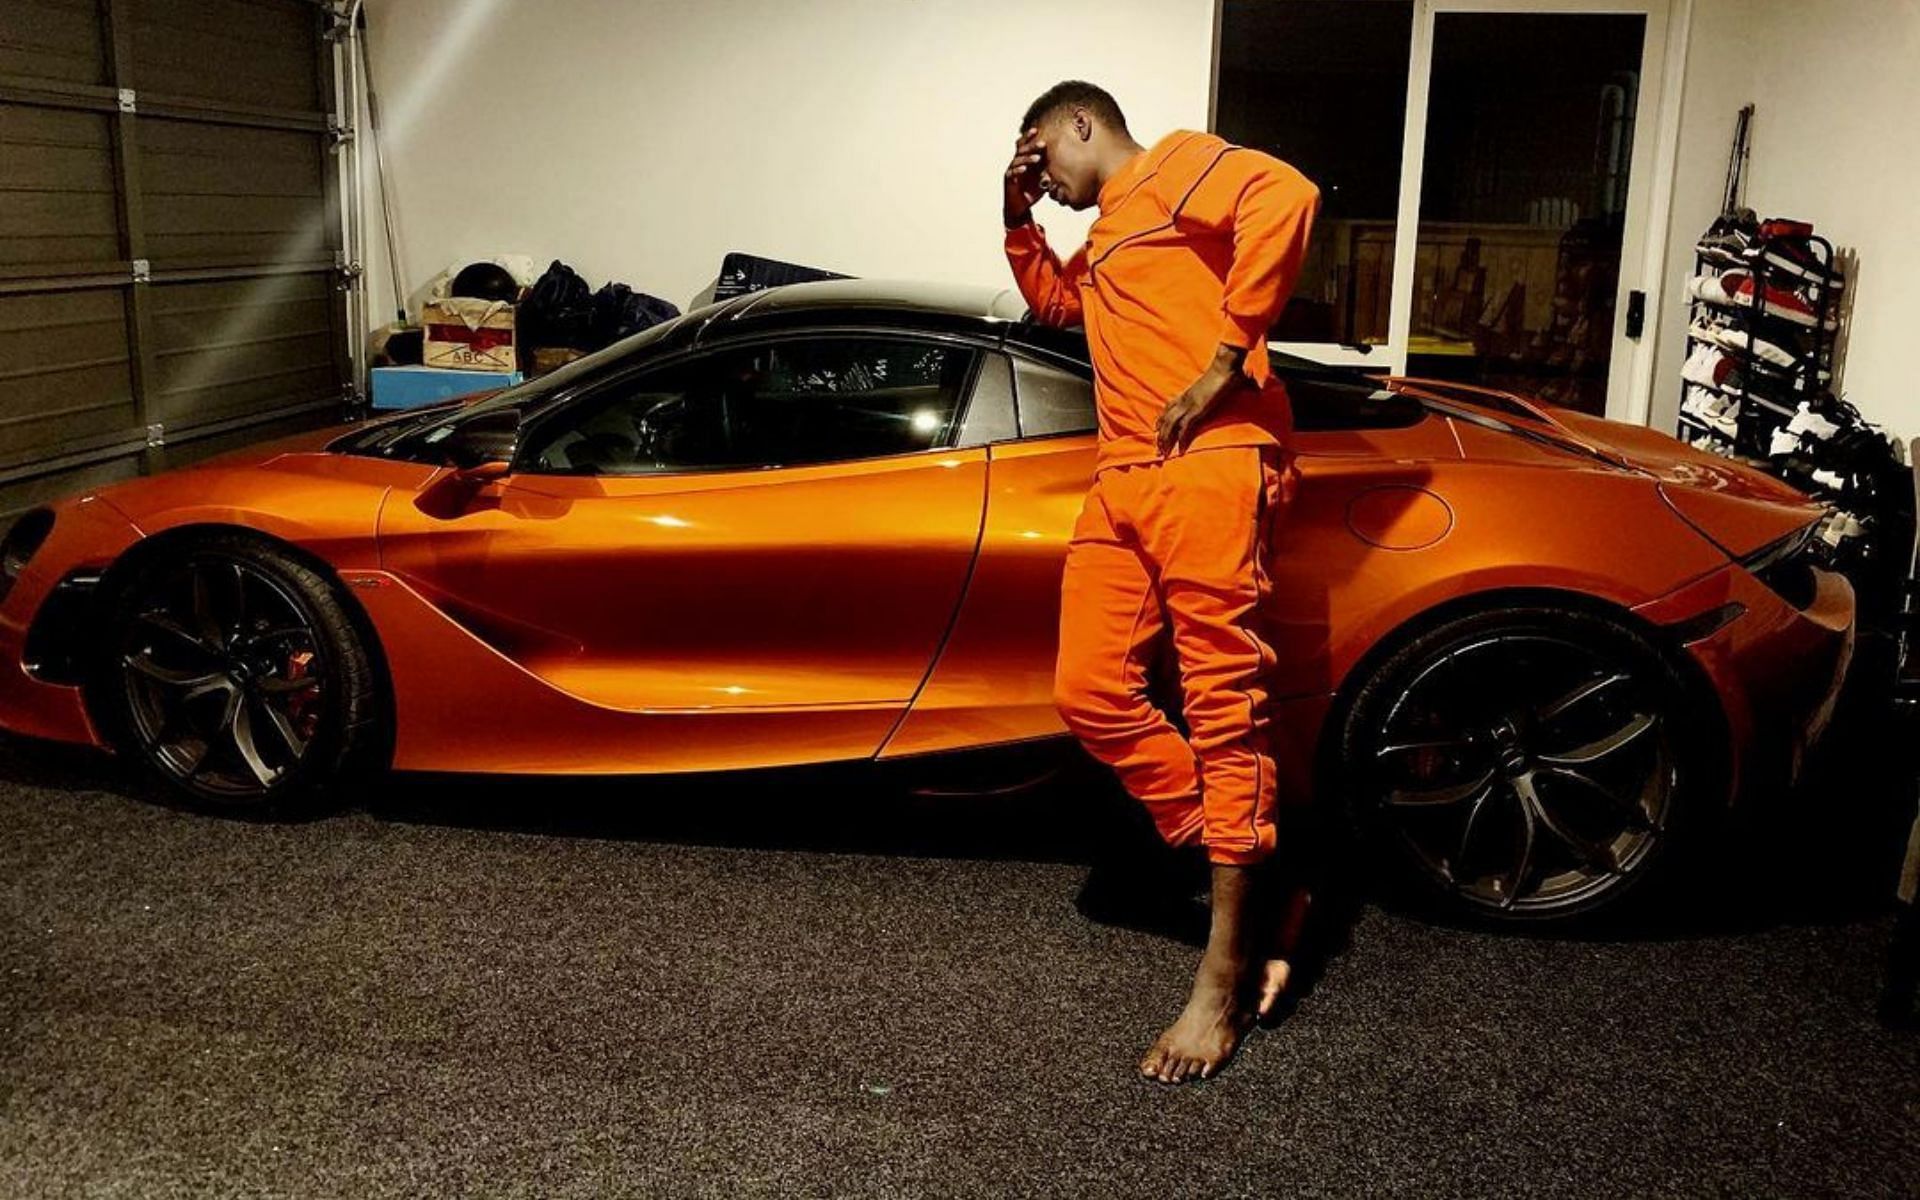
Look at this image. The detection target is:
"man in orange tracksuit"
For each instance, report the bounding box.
[1002,82,1320,1084]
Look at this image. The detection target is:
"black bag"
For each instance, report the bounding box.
[590,283,680,348]
[518,259,595,352]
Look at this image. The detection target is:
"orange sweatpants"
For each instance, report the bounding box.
[1054,444,1290,866]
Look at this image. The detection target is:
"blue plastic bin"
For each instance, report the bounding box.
[372,365,523,411]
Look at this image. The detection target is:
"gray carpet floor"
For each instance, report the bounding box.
[2,727,1916,1198]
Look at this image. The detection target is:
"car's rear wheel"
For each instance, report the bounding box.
[1336,604,1717,925]
[98,533,386,817]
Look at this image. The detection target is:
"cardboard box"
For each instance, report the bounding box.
[422,298,517,371]
[372,365,523,410]
[528,346,587,377]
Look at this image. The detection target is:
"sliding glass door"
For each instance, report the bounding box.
[1214,0,1675,421]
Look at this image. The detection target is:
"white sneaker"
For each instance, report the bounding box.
[1812,468,1846,491]
[1769,428,1803,457]
[1786,402,1840,441]
[1817,511,1864,546]
[1689,320,1801,370]
[1682,346,1733,391]
[1682,386,1740,437]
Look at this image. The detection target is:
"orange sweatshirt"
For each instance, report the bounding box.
[1004,130,1321,470]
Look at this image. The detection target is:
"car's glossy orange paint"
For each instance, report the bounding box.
[0,370,1850,804]
[378,448,987,715]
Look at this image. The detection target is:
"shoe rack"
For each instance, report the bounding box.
[1675,226,1842,460]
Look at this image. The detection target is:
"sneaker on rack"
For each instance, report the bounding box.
[1687,269,1826,327]
[1682,345,1735,391]
[1816,511,1865,548]
[1769,427,1804,457]
[1682,347,1786,408]
[1786,401,1841,441]
[1689,345,1735,387]
[1682,385,1741,437]
[1697,226,1758,269]
[1757,219,1842,286]
[1764,239,1844,288]
[1758,218,1814,241]
[1727,364,1800,410]
[1690,319,1807,371]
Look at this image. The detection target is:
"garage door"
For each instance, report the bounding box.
[0,0,350,524]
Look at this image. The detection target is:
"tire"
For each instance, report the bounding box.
[95,532,388,818]
[1333,604,1719,926]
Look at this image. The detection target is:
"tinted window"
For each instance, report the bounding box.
[519,337,974,474]
[1011,357,1096,437]
[956,353,1019,446]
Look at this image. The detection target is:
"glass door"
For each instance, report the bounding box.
[1214,0,1673,421]
[1215,0,1415,369]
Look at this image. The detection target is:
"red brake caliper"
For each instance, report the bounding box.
[283,649,318,737]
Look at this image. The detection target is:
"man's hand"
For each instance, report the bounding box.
[1157,346,1250,456]
[1003,128,1046,229]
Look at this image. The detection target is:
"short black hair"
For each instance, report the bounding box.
[1021,81,1128,134]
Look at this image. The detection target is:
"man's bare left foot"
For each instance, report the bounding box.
[1254,957,1291,1020]
[1139,956,1254,1084]
[1255,884,1312,1020]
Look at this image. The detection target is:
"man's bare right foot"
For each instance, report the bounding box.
[1139,956,1253,1084]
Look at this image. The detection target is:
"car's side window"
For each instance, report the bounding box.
[518,336,977,474]
[1011,357,1096,437]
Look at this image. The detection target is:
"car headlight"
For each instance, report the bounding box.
[1739,520,1820,609]
[0,508,54,606]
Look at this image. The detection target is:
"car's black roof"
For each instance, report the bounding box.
[651,278,1086,366]
[721,278,1028,323]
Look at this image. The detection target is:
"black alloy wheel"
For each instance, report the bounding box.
[1340,606,1712,923]
[101,535,386,815]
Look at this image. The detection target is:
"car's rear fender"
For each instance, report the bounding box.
[1307,582,1735,813]
[1268,462,1733,704]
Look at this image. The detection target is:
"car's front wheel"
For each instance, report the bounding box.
[1336,604,1718,924]
[98,533,387,817]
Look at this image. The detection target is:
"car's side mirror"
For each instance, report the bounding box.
[452,458,512,485]
[438,409,520,471]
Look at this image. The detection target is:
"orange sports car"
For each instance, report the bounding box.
[0,281,1853,922]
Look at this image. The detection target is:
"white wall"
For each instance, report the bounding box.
[359,0,1214,320]
[363,0,1916,448]
[1652,0,1920,446]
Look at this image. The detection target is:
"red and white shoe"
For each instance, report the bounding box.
[1682,345,1736,390]
[1762,239,1844,288]
[1687,270,1828,327]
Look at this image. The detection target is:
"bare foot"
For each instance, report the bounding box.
[1256,885,1312,1020]
[1254,957,1291,1020]
[1139,957,1253,1084]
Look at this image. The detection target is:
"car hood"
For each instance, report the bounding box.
[76,420,439,543]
